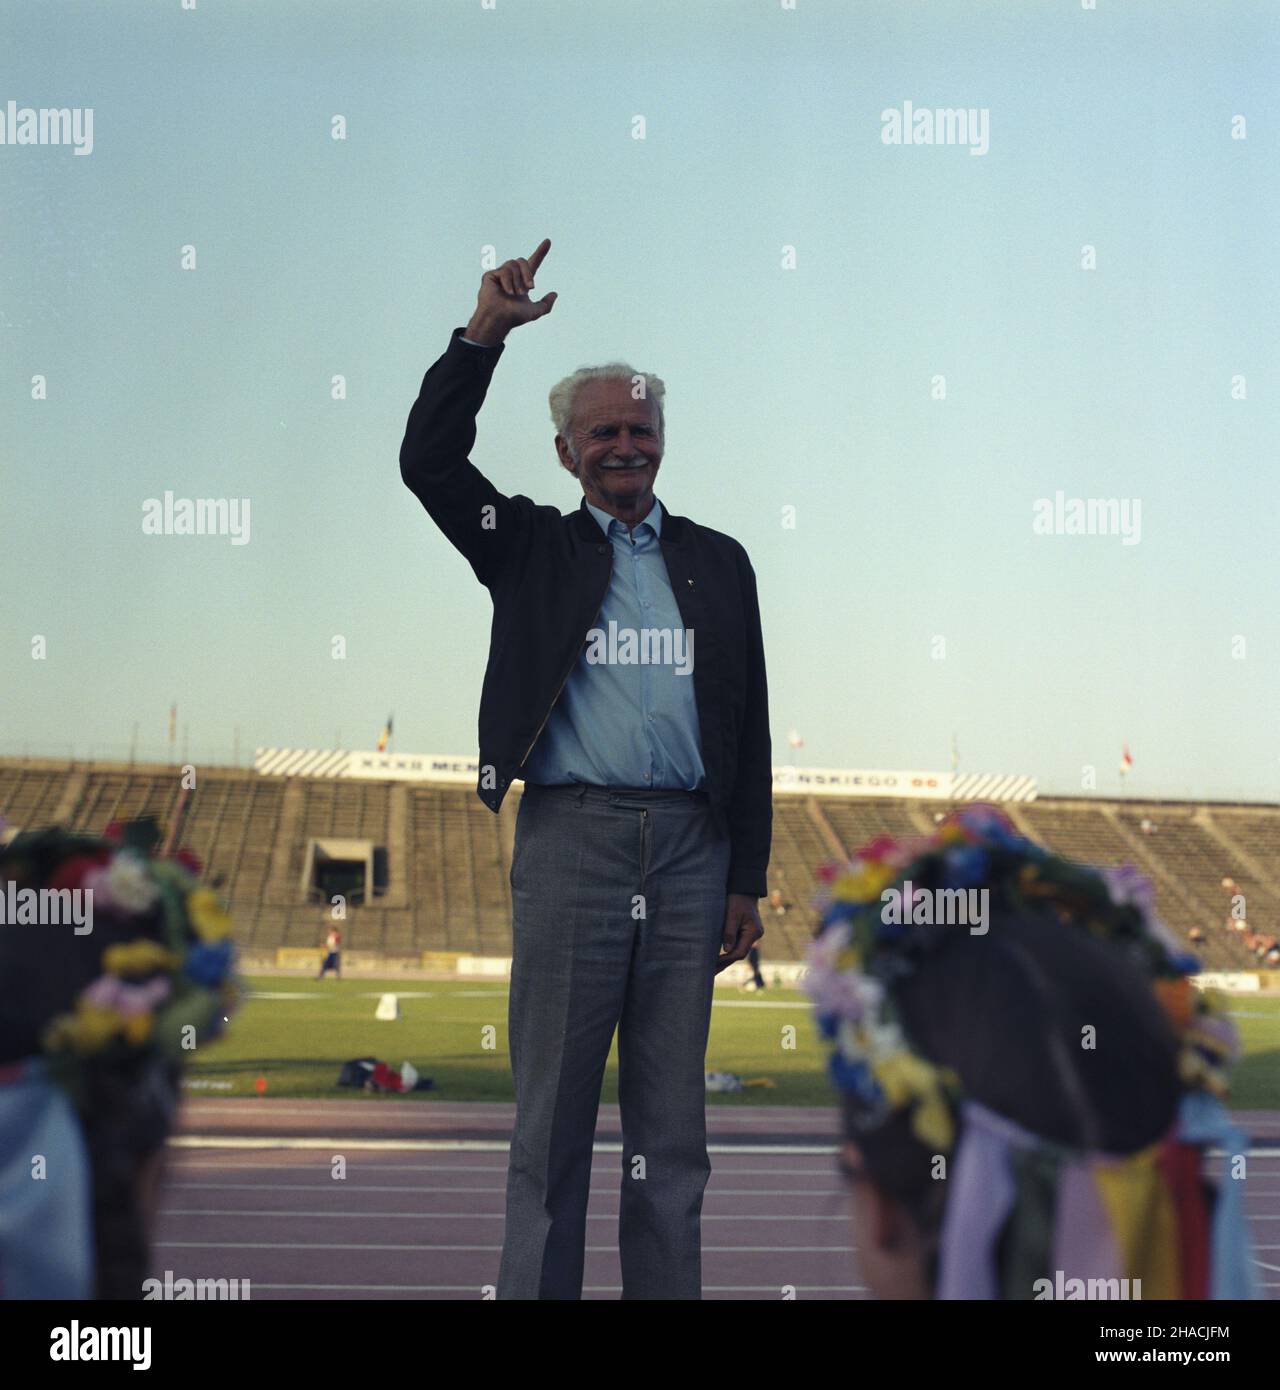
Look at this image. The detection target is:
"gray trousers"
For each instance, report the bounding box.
[496,781,732,1300]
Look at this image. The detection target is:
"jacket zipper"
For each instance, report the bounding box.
[516,560,613,772]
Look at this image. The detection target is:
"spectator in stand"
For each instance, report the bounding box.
[1188,926,1205,946]
[768,888,786,918]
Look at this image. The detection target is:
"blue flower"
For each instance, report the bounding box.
[943,846,989,887]
[829,1052,881,1104]
[955,805,1031,853]
[185,940,233,988]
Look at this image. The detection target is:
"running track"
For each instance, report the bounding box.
[149,1102,1280,1300]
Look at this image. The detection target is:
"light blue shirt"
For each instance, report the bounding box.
[521,497,706,790]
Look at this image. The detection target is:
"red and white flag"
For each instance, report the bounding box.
[1119,743,1133,776]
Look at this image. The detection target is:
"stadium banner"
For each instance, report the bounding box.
[421,950,467,971]
[1191,971,1263,993]
[254,749,478,782]
[276,947,322,967]
[456,955,512,977]
[773,767,1037,800]
[255,749,1037,801]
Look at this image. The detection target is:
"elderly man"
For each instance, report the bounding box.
[399,239,771,1300]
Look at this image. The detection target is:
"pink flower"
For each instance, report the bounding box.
[803,927,884,1023]
[116,977,171,1017]
[80,974,170,1016]
[1102,864,1182,955]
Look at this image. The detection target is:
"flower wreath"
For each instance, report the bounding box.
[0,815,241,1105]
[802,803,1239,1153]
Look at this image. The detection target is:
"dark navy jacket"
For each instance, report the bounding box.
[399,328,772,898]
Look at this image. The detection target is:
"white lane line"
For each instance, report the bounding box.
[162,1183,845,1197]
[239,1283,866,1294]
[176,1105,849,1125]
[168,1137,840,1155]
[162,1160,843,1175]
[154,1217,857,1237]
[167,1137,1280,1161]
[158,1207,850,1220]
[160,1181,1280,1198]
[153,1240,853,1253]
[154,1215,1280,1230]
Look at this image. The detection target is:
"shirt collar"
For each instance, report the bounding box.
[585,496,663,539]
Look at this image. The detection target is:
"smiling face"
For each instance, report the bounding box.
[556,377,663,523]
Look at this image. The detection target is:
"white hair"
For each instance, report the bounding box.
[548,363,666,458]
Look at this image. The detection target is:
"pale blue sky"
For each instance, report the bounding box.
[3,1,1277,802]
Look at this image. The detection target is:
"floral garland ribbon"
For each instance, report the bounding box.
[802,802,1238,1155]
[802,802,1257,1298]
[0,817,241,1101]
[0,815,242,1297]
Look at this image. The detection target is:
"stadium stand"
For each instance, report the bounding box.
[0,755,1273,971]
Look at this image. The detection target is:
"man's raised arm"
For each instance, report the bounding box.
[399,239,557,589]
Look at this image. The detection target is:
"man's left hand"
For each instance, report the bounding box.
[716,893,764,974]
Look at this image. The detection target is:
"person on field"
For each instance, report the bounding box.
[316,926,342,980]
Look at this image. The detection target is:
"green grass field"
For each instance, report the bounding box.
[183,976,1280,1112]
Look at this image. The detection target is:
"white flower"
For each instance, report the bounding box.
[100,850,160,914]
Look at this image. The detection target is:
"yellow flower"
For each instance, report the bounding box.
[122,1012,153,1046]
[911,1091,955,1152]
[69,1004,125,1054]
[834,944,863,973]
[831,860,899,905]
[187,888,232,942]
[873,1050,935,1107]
[103,940,179,977]
[872,1050,956,1151]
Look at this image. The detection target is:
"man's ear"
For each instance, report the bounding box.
[555,435,577,475]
